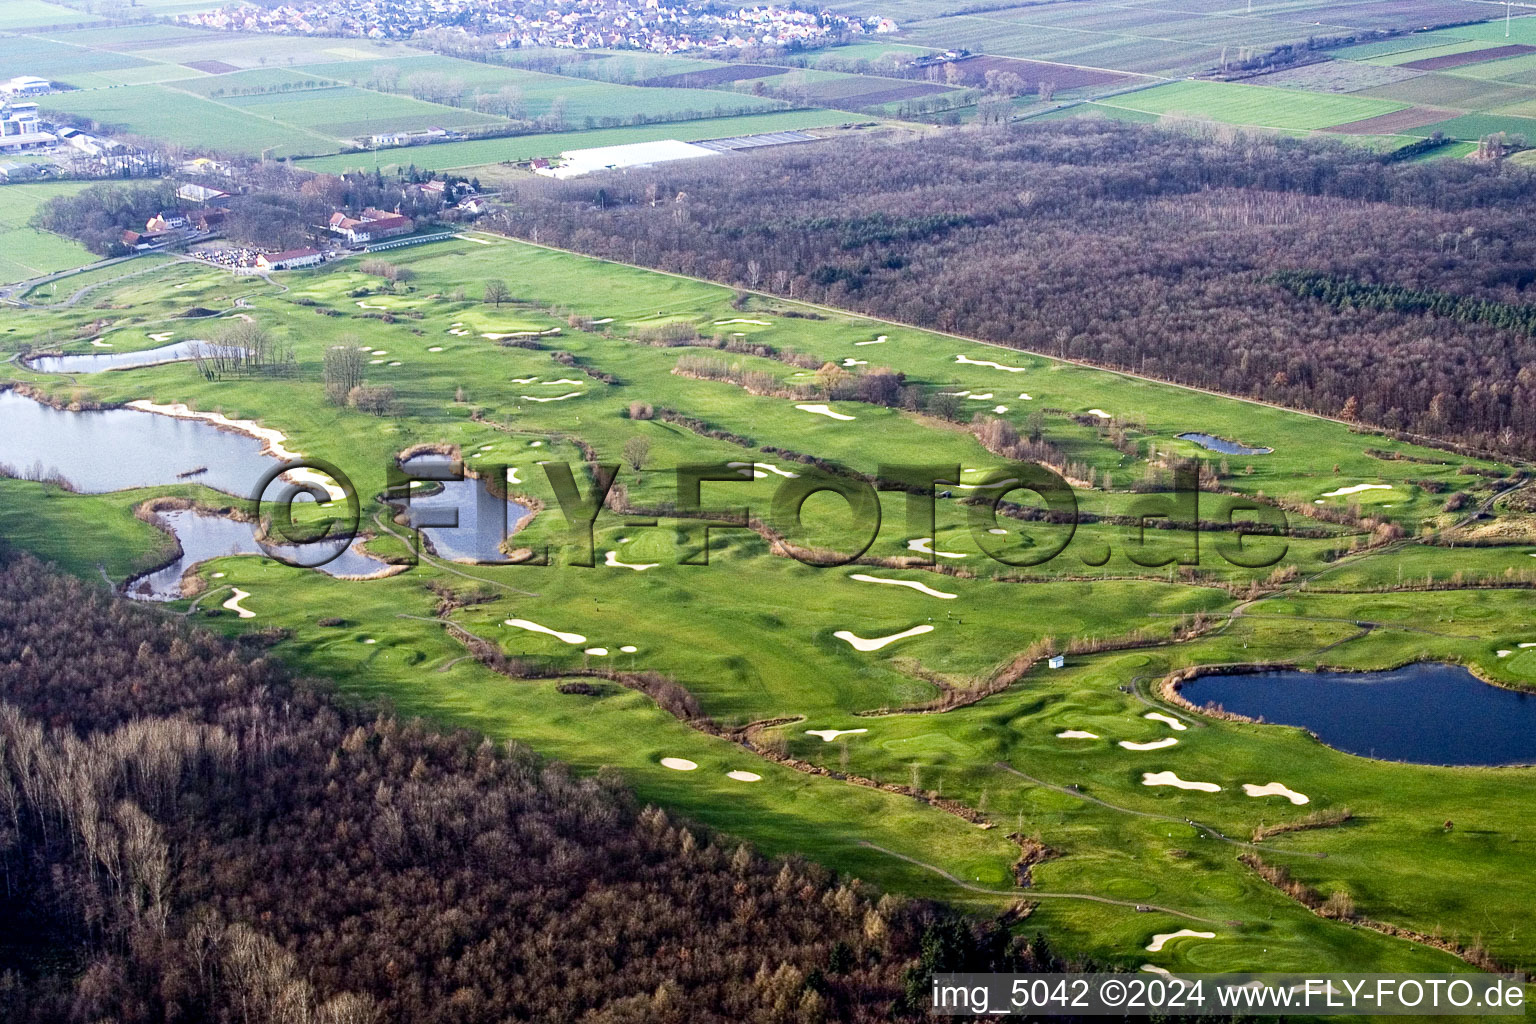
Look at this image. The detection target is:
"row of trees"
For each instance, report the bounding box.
[486,120,1536,456]
[0,553,1067,1022]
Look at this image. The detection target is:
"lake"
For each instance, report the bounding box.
[1176,432,1273,456]
[128,508,394,601]
[27,340,241,374]
[0,389,275,496]
[1179,663,1536,765]
[397,453,533,563]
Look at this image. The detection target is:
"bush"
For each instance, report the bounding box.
[348,385,398,416]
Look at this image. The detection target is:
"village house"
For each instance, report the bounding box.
[328,209,414,245]
[256,248,323,271]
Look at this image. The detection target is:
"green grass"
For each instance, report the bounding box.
[1092,81,1406,132]
[222,85,505,139]
[294,110,861,174]
[0,182,101,286]
[0,0,97,30]
[0,232,1533,979]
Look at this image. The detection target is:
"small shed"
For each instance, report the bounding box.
[1047,655,1065,669]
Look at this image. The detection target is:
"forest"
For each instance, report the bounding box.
[488,121,1536,457]
[0,553,1062,1024]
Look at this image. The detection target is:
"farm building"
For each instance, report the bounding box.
[2,77,50,97]
[329,210,414,245]
[0,101,54,152]
[534,139,720,179]
[177,183,231,204]
[256,248,323,271]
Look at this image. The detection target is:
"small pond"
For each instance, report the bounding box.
[397,453,533,563]
[128,508,394,601]
[27,341,241,374]
[1176,432,1273,456]
[1180,663,1536,765]
[0,389,275,496]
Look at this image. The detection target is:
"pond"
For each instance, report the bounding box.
[0,389,275,496]
[128,508,395,601]
[26,341,241,374]
[1179,663,1536,765]
[1176,432,1273,456]
[397,453,533,563]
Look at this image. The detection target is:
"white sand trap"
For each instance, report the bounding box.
[849,573,957,599]
[591,317,614,324]
[713,318,771,326]
[584,647,608,656]
[506,467,521,483]
[427,346,444,352]
[795,403,856,421]
[1120,738,1179,751]
[451,322,463,327]
[222,589,255,619]
[1242,782,1309,805]
[955,354,1027,372]
[548,378,584,386]
[728,461,800,480]
[605,550,659,571]
[125,401,343,500]
[454,233,493,244]
[361,638,376,644]
[369,359,385,365]
[1520,643,1536,648]
[91,338,113,347]
[834,624,935,652]
[987,528,1009,536]
[842,358,867,367]
[1057,730,1099,740]
[211,572,225,578]
[907,537,966,559]
[388,361,402,367]
[1144,712,1188,731]
[660,757,697,771]
[529,440,544,447]
[1142,771,1220,793]
[993,405,1009,414]
[727,770,762,782]
[510,376,538,384]
[371,349,387,356]
[504,618,586,644]
[619,645,638,653]
[448,329,472,336]
[806,728,868,742]
[521,392,582,402]
[1321,483,1391,498]
[1497,650,1512,657]
[965,393,995,401]
[147,331,173,342]
[1146,930,1215,953]
[855,335,888,346]
[1141,965,1174,977]
[1018,393,1033,400]
[1087,409,1112,419]
[356,300,388,310]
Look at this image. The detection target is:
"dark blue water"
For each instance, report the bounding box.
[397,454,532,563]
[129,508,394,601]
[1181,664,1536,765]
[0,389,275,496]
[28,341,242,373]
[1176,432,1273,456]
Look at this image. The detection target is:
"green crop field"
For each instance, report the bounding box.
[0,182,102,286]
[1084,81,1405,132]
[3,232,1536,981]
[294,110,862,175]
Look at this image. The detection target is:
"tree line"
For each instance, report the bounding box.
[0,553,1069,1022]
[485,120,1536,456]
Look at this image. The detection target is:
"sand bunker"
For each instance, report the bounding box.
[806,728,868,742]
[1144,712,1188,732]
[454,233,493,244]
[504,618,586,644]
[993,405,1009,414]
[371,350,387,356]
[427,346,444,352]
[510,376,538,384]
[591,317,614,324]
[506,467,521,483]
[834,624,935,652]
[660,757,697,771]
[795,404,855,421]
[987,528,1008,535]
[907,538,965,559]
[222,589,255,619]
[965,393,994,401]
[1242,782,1309,805]
[147,331,173,342]
[842,358,867,367]
[1120,738,1179,751]
[1018,393,1032,400]
[91,339,113,347]
[529,440,544,447]
[855,335,888,346]
[548,378,583,386]
[848,573,957,599]
[955,354,1027,372]
[1087,409,1111,419]
[388,361,402,367]
[619,645,638,653]
[728,461,800,480]
[1142,771,1220,793]
[584,647,608,656]
[448,329,472,336]
[369,359,385,365]
[1321,483,1391,498]
[1056,730,1099,740]
[1498,650,1512,657]
[521,392,582,402]
[713,318,771,326]
[605,550,659,571]
[361,638,376,644]
[356,300,388,310]
[727,770,762,782]
[1145,929,1215,953]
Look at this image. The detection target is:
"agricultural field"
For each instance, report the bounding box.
[0,181,102,287]
[3,233,1536,982]
[1080,80,1407,133]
